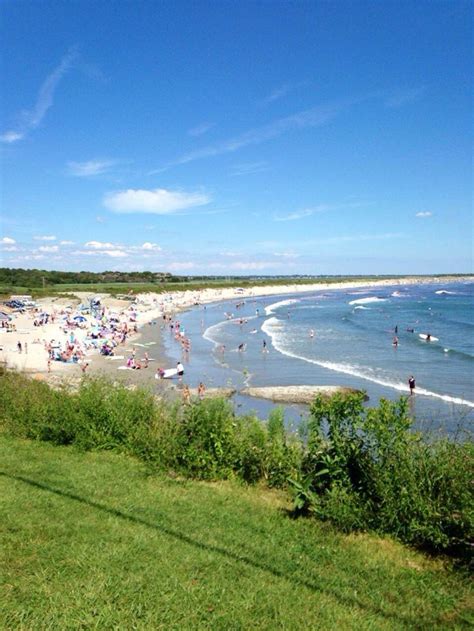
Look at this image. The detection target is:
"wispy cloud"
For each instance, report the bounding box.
[385,86,426,108]
[416,211,432,218]
[259,84,292,106]
[59,240,74,245]
[34,235,56,241]
[73,248,127,258]
[168,261,196,271]
[1,47,78,143]
[0,131,24,144]
[230,161,269,177]
[103,187,211,214]
[274,201,366,222]
[38,245,59,253]
[188,122,215,137]
[258,81,309,107]
[274,208,318,222]
[1,237,16,244]
[153,96,363,172]
[67,159,115,177]
[309,232,405,246]
[273,251,300,258]
[229,261,282,271]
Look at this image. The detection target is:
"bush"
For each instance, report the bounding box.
[292,392,474,555]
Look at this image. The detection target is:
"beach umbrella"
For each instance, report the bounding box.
[73,315,87,322]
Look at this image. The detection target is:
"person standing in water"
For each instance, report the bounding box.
[408,375,416,395]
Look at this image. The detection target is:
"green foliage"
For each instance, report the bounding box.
[0,372,471,558]
[0,372,301,486]
[298,392,474,555]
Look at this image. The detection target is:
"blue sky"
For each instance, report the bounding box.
[1,0,472,275]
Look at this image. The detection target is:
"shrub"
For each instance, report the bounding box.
[295,392,474,554]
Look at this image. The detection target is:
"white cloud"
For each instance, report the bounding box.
[274,202,365,222]
[38,245,59,252]
[274,208,316,222]
[141,242,161,251]
[167,262,196,271]
[273,251,299,258]
[1,47,78,143]
[259,84,291,106]
[84,240,116,249]
[73,249,127,258]
[307,232,405,246]
[188,122,215,137]
[60,240,74,245]
[0,131,24,143]
[103,188,211,215]
[67,159,115,176]
[230,261,281,271]
[104,250,127,258]
[1,236,16,244]
[3,246,18,252]
[416,211,432,218]
[34,235,56,241]
[385,86,426,108]
[230,161,269,177]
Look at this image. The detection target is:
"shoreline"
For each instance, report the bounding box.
[1,275,472,387]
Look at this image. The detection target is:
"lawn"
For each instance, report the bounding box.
[1,436,472,629]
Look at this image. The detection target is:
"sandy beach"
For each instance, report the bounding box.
[1,276,471,387]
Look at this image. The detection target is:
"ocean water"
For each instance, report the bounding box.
[164,281,474,434]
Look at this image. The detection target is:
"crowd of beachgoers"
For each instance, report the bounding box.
[1,276,470,384]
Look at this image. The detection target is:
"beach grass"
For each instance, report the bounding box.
[1,434,472,629]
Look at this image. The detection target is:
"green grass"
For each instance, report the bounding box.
[1,436,472,629]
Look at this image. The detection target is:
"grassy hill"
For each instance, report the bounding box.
[1,435,472,629]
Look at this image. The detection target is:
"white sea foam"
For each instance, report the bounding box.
[348,296,388,306]
[354,305,370,310]
[203,320,229,348]
[435,290,458,295]
[391,290,409,297]
[261,317,474,409]
[203,314,258,348]
[265,298,300,316]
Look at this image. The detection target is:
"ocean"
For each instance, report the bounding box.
[163,281,474,434]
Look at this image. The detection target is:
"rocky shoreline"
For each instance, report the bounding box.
[241,385,368,404]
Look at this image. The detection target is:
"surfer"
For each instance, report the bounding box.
[310,329,314,338]
[393,336,398,347]
[177,361,184,380]
[408,375,416,395]
[262,339,267,351]
[238,343,246,352]
[426,333,431,341]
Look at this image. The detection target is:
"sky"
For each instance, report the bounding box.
[1,0,472,275]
